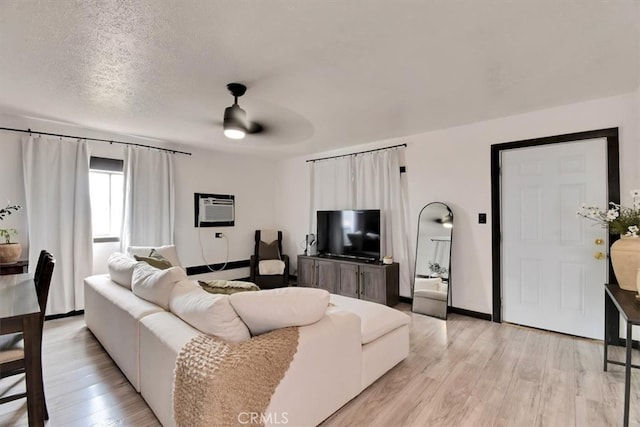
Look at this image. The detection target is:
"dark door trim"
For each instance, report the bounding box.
[491,128,620,323]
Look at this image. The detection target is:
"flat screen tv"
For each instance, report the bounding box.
[316,210,381,262]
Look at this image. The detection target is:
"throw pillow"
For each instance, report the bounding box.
[107,252,139,289]
[258,240,281,260]
[169,280,251,342]
[127,245,183,269]
[229,287,330,335]
[131,263,187,310]
[198,279,260,295]
[134,249,173,270]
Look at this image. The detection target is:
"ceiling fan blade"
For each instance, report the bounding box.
[246,122,265,134]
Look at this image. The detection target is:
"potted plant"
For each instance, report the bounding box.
[0,202,22,264]
[577,189,640,291]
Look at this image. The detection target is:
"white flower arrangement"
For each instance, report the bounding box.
[428,261,448,275]
[577,189,640,237]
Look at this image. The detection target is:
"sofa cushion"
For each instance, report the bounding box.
[414,288,448,301]
[131,263,187,310]
[107,252,139,289]
[84,274,165,391]
[258,259,285,275]
[330,294,410,345]
[414,277,443,290]
[128,245,183,269]
[169,280,250,342]
[414,277,448,301]
[229,288,329,336]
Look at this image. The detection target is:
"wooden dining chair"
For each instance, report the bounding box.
[0,250,55,420]
[33,249,48,288]
[0,250,49,363]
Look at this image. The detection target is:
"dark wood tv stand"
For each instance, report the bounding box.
[297,255,399,306]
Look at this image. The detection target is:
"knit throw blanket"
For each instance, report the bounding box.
[173,327,299,427]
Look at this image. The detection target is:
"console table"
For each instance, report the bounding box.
[297,255,399,306]
[604,283,640,427]
[0,260,28,276]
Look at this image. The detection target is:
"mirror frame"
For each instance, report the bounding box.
[412,202,454,319]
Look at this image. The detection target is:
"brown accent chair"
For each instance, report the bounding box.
[249,230,289,289]
[0,250,55,420]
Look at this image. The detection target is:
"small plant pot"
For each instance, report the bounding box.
[0,243,22,264]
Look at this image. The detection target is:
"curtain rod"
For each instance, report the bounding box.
[306,143,407,163]
[0,126,192,156]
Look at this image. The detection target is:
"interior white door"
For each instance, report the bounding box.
[501,138,608,339]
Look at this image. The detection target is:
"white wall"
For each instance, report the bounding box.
[275,158,311,274]
[173,147,278,280]
[0,115,278,280]
[276,92,640,314]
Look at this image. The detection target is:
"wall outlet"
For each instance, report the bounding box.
[215,232,223,238]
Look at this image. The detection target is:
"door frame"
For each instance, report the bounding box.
[491,128,620,323]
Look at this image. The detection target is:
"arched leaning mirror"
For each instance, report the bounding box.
[412,202,453,319]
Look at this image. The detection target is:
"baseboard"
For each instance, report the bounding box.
[45,310,84,321]
[186,259,250,276]
[611,337,640,349]
[448,306,492,321]
[398,298,490,320]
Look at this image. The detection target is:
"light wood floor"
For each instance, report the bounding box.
[1,306,638,426]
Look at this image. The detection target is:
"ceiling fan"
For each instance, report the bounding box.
[223,83,264,139]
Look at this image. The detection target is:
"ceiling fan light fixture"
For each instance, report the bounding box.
[223,128,246,140]
[436,212,453,228]
[223,104,247,140]
[442,213,453,229]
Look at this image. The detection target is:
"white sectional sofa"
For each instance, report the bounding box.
[84,251,410,427]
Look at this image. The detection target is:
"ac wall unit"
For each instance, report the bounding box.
[194,193,235,227]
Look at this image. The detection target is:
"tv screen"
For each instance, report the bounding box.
[317,210,381,261]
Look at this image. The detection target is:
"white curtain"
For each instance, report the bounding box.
[309,156,354,230]
[22,136,93,315]
[121,146,175,249]
[309,147,413,297]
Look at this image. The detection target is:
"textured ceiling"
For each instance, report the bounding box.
[0,1,638,156]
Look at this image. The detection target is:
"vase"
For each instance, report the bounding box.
[0,243,21,264]
[610,236,640,291]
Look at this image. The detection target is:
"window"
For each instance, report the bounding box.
[89,157,124,242]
